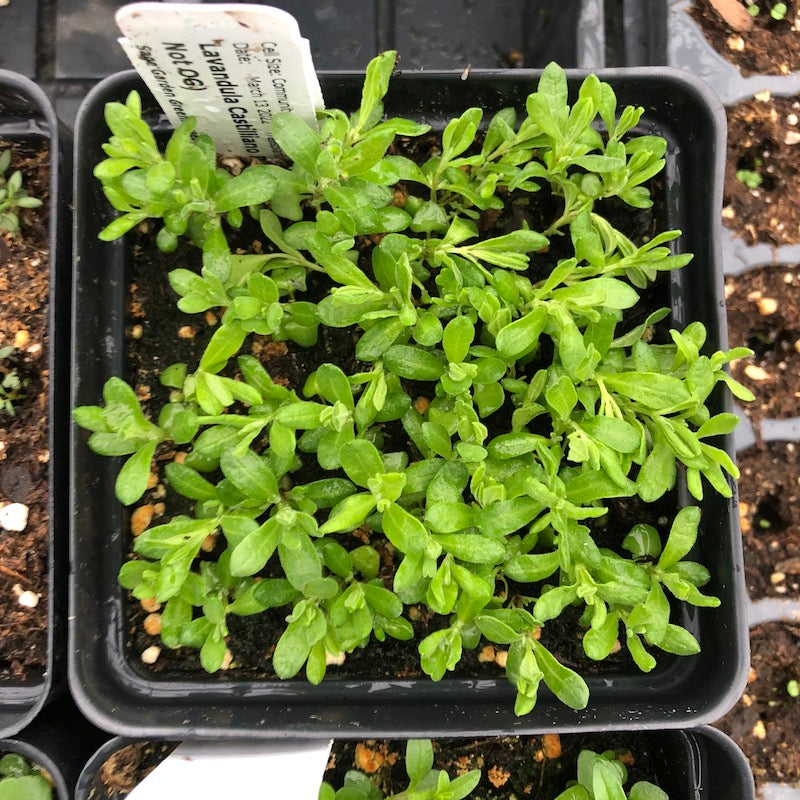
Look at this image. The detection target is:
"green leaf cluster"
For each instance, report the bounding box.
[94,91,277,249]
[319,740,479,800]
[746,2,788,20]
[0,345,26,416]
[554,749,668,800]
[75,54,749,715]
[0,150,42,235]
[0,753,52,800]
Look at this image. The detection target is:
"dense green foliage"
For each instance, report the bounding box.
[0,754,52,800]
[75,53,751,715]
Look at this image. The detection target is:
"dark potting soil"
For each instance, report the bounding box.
[715,620,800,786]
[0,139,50,678]
[723,94,800,247]
[736,441,800,600]
[725,263,800,421]
[87,736,665,800]
[117,149,681,684]
[87,742,177,800]
[689,0,800,77]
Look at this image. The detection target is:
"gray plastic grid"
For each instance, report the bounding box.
[46,0,606,127]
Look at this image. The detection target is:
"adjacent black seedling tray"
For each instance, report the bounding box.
[632,5,800,797]
[71,68,747,738]
[73,728,755,800]
[0,737,69,800]
[0,70,68,738]
[1,695,107,800]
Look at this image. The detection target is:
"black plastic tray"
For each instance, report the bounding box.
[73,728,755,800]
[645,7,800,798]
[0,70,69,738]
[70,67,747,738]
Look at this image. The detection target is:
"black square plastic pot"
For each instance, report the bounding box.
[73,728,755,800]
[71,68,748,738]
[0,70,69,738]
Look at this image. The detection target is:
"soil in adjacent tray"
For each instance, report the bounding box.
[737,441,800,600]
[723,94,800,247]
[323,735,668,799]
[725,263,800,421]
[87,736,668,800]
[0,139,50,677]
[715,620,800,786]
[689,0,800,76]
[117,146,682,684]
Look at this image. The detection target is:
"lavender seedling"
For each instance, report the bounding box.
[0,150,42,235]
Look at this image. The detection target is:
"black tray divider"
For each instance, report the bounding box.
[0,68,70,739]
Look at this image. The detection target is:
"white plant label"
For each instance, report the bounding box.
[116,2,324,156]
[126,739,333,800]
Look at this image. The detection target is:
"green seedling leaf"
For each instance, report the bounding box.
[405,739,434,784]
[116,442,156,505]
[592,759,628,800]
[443,316,475,364]
[504,552,560,583]
[230,517,281,576]
[0,774,52,800]
[636,433,676,502]
[278,529,323,592]
[319,493,376,534]
[272,113,322,174]
[340,438,385,488]
[532,639,590,709]
[495,306,546,360]
[356,50,396,134]
[272,601,326,678]
[383,503,429,554]
[214,166,276,212]
[384,345,446,381]
[442,108,482,159]
[696,412,740,438]
[629,782,669,800]
[658,506,701,569]
[580,416,640,453]
[583,611,620,661]
[601,373,691,409]
[433,533,506,563]
[165,462,217,501]
[475,614,519,644]
[220,448,279,505]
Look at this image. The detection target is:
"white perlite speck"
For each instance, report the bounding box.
[17,591,40,609]
[0,503,29,532]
